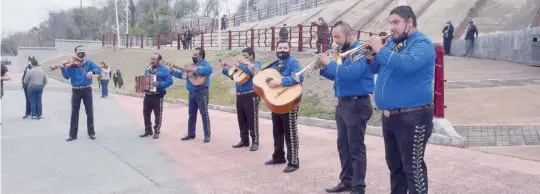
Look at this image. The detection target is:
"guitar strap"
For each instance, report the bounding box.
[262,60,280,71]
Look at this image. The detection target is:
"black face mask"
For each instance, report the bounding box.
[192,57,198,64]
[276,51,290,60]
[341,37,350,52]
[77,52,86,59]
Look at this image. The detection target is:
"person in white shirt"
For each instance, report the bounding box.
[100,61,111,98]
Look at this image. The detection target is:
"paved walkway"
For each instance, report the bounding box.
[2,74,540,193]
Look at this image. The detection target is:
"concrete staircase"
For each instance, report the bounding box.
[531,7,540,28]
[454,0,488,39]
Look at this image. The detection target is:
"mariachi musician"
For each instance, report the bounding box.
[139,53,173,139]
[59,45,101,142]
[220,47,262,151]
[317,21,375,194]
[171,47,214,143]
[364,6,435,194]
[263,40,304,173]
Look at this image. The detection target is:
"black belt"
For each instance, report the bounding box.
[72,85,91,89]
[338,95,368,101]
[236,90,254,95]
[383,104,433,117]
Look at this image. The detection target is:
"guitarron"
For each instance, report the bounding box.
[164,61,207,86]
[253,61,302,114]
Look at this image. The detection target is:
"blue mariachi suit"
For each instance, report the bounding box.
[371,31,435,194]
[171,59,213,138]
[265,56,303,168]
[319,40,374,192]
[222,61,262,144]
[60,59,101,138]
[142,64,173,135]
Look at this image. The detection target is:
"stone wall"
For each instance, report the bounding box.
[451,27,540,65]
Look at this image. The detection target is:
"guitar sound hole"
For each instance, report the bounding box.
[265,78,273,84]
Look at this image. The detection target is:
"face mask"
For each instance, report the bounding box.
[77,52,86,59]
[276,51,290,60]
[192,57,198,64]
[341,37,350,52]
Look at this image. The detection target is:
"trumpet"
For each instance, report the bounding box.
[337,32,392,65]
[292,46,339,82]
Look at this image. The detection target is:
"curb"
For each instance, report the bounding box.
[47,76,467,148]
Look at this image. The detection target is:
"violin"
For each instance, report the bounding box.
[49,56,83,71]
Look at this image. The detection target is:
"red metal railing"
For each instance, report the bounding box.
[434,45,446,118]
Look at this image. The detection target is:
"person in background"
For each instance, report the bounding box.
[442,21,454,55]
[1,62,11,99]
[23,59,47,120]
[115,69,124,89]
[279,24,289,41]
[221,15,228,30]
[316,17,330,54]
[463,20,478,57]
[22,57,35,119]
[187,29,193,50]
[100,62,111,98]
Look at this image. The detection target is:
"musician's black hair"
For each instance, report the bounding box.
[390,5,417,27]
[333,21,353,33]
[242,47,255,59]
[195,47,206,59]
[275,39,291,49]
[153,53,162,60]
[74,45,84,53]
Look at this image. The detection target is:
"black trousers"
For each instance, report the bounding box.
[24,87,31,116]
[187,88,211,137]
[271,108,300,167]
[382,107,433,194]
[69,87,95,138]
[443,38,452,55]
[335,96,373,192]
[236,92,260,144]
[143,93,165,134]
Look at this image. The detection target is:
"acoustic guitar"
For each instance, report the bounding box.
[164,61,207,86]
[219,58,251,85]
[253,64,302,114]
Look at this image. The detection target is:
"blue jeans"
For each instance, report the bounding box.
[100,79,109,97]
[187,88,211,137]
[28,85,44,117]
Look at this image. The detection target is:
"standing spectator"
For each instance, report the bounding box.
[221,15,228,30]
[463,20,478,57]
[112,70,119,88]
[182,29,188,50]
[279,24,289,41]
[100,62,111,98]
[115,69,124,89]
[22,57,34,119]
[442,21,454,55]
[187,29,193,50]
[1,62,11,99]
[316,17,330,54]
[23,59,47,120]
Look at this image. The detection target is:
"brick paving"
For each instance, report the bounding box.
[446,77,540,89]
[454,125,540,147]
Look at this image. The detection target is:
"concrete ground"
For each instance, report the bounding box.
[3,74,540,194]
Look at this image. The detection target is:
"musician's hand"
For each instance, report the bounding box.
[268,79,282,88]
[317,53,330,67]
[86,72,93,79]
[365,36,383,53]
[220,61,227,68]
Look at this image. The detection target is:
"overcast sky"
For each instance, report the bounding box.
[1,0,242,36]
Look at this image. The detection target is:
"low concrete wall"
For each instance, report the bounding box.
[15,39,102,72]
[451,27,540,65]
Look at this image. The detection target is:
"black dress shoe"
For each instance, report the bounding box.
[283,165,299,173]
[250,143,259,151]
[203,136,210,143]
[153,133,159,139]
[264,159,286,165]
[22,115,30,119]
[89,135,96,140]
[325,182,352,193]
[181,135,195,140]
[139,132,153,137]
[232,141,249,148]
[66,137,77,141]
